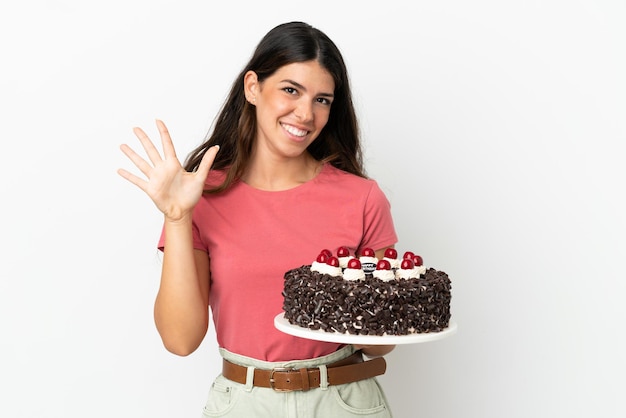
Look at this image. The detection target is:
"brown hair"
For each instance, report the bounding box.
[184,21,365,193]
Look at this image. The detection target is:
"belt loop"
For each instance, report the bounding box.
[319,364,329,391]
[244,366,255,392]
[299,368,310,392]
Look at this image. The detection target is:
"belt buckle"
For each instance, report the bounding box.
[269,367,296,392]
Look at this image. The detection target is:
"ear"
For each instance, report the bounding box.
[243,70,259,103]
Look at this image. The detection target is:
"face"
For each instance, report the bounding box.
[244,60,335,160]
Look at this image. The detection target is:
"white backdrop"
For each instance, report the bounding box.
[1,1,624,417]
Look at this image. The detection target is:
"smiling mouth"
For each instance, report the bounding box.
[281,123,309,138]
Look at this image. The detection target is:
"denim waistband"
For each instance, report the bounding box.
[219,345,356,370]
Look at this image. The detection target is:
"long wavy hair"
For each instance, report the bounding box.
[184,21,365,193]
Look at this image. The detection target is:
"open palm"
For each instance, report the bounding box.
[118,120,219,221]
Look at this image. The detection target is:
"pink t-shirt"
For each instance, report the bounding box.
[159,163,397,361]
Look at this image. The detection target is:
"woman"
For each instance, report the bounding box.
[119,21,397,417]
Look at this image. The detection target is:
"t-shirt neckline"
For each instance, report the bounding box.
[238,162,329,194]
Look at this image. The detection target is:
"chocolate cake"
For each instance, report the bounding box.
[282,248,452,336]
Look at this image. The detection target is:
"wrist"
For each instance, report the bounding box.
[164,212,193,225]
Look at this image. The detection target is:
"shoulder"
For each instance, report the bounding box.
[318,164,378,189]
[318,164,388,199]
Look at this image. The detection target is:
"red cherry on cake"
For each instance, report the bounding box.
[376,259,392,270]
[316,253,329,263]
[361,248,375,257]
[337,246,350,257]
[400,258,415,269]
[347,258,362,269]
[403,251,414,260]
[326,256,340,267]
[412,255,424,266]
[320,248,332,258]
[384,248,398,259]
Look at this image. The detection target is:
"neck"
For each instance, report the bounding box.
[242,151,322,191]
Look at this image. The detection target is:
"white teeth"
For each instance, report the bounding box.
[282,123,307,137]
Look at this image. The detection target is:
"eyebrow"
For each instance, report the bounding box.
[281,79,334,99]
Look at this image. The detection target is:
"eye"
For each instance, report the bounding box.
[283,87,298,95]
[316,97,332,106]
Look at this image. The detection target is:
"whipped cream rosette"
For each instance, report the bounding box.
[411,254,427,276]
[343,258,366,281]
[336,246,354,269]
[311,252,342,277]
[383,248,401,270]
[402,252,426,276]
[372,259,395,281]
[395,258,420,279]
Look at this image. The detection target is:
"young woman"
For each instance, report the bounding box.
[119,21,398,417]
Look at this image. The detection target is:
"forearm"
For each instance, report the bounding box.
[154,215,209,356]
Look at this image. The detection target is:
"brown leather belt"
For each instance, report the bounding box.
[222,351,386,392]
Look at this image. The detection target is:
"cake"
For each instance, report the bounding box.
[282,247,452,336]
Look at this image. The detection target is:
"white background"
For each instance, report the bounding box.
[1,1,624,417]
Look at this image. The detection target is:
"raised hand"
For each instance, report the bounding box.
[117,119,219,222]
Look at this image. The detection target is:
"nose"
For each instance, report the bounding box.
[294,99,313,122]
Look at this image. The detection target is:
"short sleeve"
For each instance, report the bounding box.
[359,181,398,252]
[156,217,208,253]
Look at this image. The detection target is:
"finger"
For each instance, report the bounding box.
[195,145,220,181]
[117,168,148,192]
[156,119,179,161]
[120,143,153,178]
[133,126,163,166]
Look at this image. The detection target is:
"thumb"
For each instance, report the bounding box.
[196,145,220,180]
